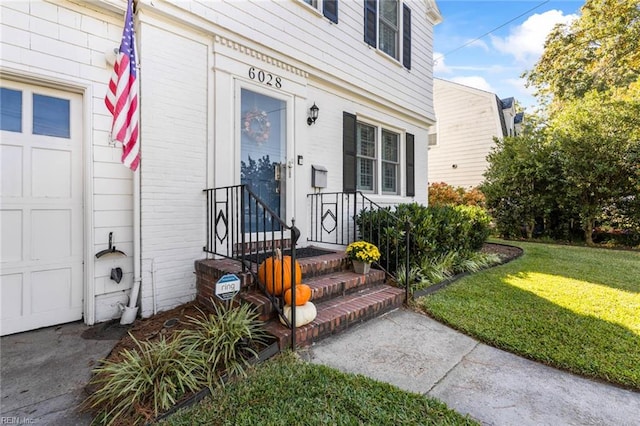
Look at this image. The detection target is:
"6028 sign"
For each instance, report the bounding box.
[248,67,282,88]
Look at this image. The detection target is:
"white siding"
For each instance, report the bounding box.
[428,79,503,189]
[160,0,437,124]
[137,23,209,317]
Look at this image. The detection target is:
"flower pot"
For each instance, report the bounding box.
[352,260,371,274]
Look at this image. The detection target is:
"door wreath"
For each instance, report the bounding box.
[242,108,271,144]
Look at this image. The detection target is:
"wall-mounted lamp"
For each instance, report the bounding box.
[307,103,319,125]
[105,47,119,66]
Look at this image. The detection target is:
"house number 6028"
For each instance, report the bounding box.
[248,67,282,88]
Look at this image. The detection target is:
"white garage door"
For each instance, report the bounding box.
[1,81,84,336]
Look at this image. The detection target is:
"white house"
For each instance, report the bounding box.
[0,0,441,335]
[427,78,521,189]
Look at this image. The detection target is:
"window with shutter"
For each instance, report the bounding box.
[363,1,412,69]
[301,0,338,23]
[345,113,409,196]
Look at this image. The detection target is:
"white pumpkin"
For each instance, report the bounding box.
[280,302,317,327]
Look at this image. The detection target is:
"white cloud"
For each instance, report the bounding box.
[468,39,489,52]
[450,76,494,93]
[433,52,451,74]
[491,10,578,66]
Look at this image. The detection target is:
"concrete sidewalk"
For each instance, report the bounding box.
[304,309,640,426]
[1,321,120,425]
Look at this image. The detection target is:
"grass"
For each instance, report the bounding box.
[162,352,478,425]
[417,240,640,390]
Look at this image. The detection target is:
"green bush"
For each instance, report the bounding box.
[356,203,491,273]
[85,303,266,425]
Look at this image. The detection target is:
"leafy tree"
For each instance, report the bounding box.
[548,85,640,244]
[481,122,563,239]
[526,0,640,102]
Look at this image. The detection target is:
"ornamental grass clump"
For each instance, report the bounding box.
[346,241,381,263]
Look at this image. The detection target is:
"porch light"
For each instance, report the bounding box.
[307,103,319,125]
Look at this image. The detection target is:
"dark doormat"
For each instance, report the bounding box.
[81,319,131,341]
[237,246,336,265]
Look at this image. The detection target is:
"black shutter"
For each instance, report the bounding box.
[402,4,411,70]
[323,0,338,23]
[406,133,415,196]
[343,112,357,192]
[364,0,377,47]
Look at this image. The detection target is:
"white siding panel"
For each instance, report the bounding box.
[138,23,209,318]
[428,79,503,188]
[161,0,436,123]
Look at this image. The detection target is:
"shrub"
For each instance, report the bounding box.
[356,203,491,274]
[180,302,268,387]
[85,336,201,425]
[428,182,486,208]
[85,303,267,425]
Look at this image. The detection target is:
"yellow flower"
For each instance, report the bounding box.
[346,241,381,263]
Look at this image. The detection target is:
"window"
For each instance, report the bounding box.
[381,129,399,193]
[301,0,338,23]
[357,122,377,191]
[364,0,411,69]
[0,88,22,133]
[33,94,70,138]
[344,113,411,195]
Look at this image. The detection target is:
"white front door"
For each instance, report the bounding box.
[1,81,84,336]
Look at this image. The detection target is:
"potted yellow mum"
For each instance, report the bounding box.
[345,241,381,274]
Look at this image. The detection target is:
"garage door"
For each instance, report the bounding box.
[1,81,84,336]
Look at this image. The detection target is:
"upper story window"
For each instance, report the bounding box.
[301,0,338,23]
[379,0,399,58]
[364,0,411,69]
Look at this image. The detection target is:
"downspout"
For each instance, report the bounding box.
[120,169,141,324]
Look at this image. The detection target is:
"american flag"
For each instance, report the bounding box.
[105,0,140,171]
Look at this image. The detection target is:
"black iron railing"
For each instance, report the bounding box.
[307,191,412,303]
[204,184,301,349]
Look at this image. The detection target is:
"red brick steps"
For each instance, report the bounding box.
[263,284,405,349]
[194,247,405,349]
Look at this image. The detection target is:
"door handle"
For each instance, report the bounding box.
[274,164,281,181]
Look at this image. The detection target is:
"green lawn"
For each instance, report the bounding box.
[162,352,478,425]
[417,241,640,389]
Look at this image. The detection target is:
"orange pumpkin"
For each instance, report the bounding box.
[257,249,302,296]
[284,284,312,306]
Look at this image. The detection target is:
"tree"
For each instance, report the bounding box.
[548,85,640,244]
[481,122,563,239]
[526,0,640,102]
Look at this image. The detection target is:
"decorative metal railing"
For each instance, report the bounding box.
[204,184,301,349]
[307,191,412,303]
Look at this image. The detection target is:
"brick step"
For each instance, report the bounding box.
[263,284,405,349]
[238,268,386,321]
[195,247,351,294]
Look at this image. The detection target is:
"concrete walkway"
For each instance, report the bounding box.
[304,309,640,426]
[1,321,119,425]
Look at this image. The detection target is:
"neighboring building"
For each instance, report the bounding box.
[0,0,441,335]
[427,78,522,189]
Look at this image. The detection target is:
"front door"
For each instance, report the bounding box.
[1,81,84,336]
[239,88,288,231]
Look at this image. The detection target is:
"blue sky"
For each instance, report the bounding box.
[433,0,584,110]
